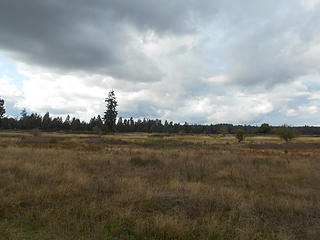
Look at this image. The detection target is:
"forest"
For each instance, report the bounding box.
[1,93,320,135]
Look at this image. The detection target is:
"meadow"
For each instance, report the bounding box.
[0,131,319,240]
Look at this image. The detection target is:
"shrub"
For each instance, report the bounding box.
[278,125,295,142]
[235,129,246,143]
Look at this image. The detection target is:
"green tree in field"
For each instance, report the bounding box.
[278,125,295,142]
[103,90,118,132]
[235,129,246,143]
[257,123,271,134]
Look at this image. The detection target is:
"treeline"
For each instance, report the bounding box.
[1,94,320,135]
[1,111,320,135]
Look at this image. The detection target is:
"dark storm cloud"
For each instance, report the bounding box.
[2,0,319,86]
[0,0,218,81]
[2,0,320,124]
[0,1,117,70]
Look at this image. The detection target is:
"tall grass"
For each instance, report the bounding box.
[0,135,319,239]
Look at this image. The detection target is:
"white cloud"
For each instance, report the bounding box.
[301,0,320,8]
[286,109,297,117]
[1,0,320,125]
[0,76,22,100]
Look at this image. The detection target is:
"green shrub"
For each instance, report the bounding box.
[277,125,296,142]
[235,129,246,143]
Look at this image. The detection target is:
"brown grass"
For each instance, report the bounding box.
[0,133,319,239]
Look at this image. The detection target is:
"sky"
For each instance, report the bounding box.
[1,0,320,125]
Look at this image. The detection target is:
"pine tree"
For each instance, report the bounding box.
[103,90,118,132]
[0,97,5,128]
[63,115,71,130]
[116,117,124,132]
[19,108,28,129]
[42,112,51,130]
[0,97,5,119]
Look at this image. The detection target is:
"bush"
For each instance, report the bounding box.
[278,125,296,142]
[235,129,246,143]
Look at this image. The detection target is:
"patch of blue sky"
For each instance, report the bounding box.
[0,56,28,88]
[4,100,21,118]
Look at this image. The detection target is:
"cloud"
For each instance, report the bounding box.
[0,0,219,82]
[1,0,320,125]
[0,76,21,101]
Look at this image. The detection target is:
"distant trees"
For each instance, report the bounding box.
[257,123,271,134]
[19,111,42,129]
[0,110,318,136]
[104,90,118,132]
[89,115,104,132]
[0,96,318,137]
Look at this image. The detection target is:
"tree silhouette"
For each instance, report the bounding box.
[104,90,118,132]
[42,112,52,130]
[0,97,5,119]
[0,97,5,128]
[63,115,71,130]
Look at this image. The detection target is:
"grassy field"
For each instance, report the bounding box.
[0,131,319,240]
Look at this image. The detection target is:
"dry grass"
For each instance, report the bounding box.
[0,133,319,239]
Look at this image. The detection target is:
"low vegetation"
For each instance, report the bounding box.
[278,126,296,142]
[235,129,246,143]
[0,132,319,240]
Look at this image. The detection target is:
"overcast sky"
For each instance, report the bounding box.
[1,0,320,125]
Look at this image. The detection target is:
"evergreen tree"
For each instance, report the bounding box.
[96,115,104,129]
[103,90,118,132]
[0,97,5,119]
[0,97,5,128]
[63,115,71,130]
[116,117,124,132]
[70,117,82,131]
[42,112,52,130]
[52,117,63,130]
[19,108,28,129]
